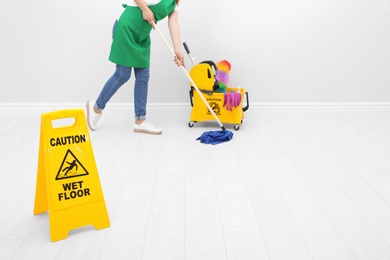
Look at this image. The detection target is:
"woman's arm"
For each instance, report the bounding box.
[168,10,184,67]
[134,0,155,25]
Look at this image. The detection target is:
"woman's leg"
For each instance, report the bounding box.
[133,68,162,134]
[133,68,150,120]
[95,65,132,110]
[87,65,131,131]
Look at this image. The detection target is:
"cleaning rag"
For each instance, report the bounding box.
[196,130,234,145]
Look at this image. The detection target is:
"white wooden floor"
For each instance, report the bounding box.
[1,113,390,259]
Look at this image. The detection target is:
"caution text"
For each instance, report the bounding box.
[50,134,86,147]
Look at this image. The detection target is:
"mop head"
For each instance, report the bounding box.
[196,129,233,145]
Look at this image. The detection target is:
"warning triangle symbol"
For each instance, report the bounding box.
[55,149,89,180]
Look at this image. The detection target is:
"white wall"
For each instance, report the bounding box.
[1,0,390,104]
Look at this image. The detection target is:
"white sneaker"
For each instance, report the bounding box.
[86,100,102,131]
[134,120,162,135]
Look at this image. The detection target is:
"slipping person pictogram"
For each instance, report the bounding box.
[63,160,78,176]
[56,149,89,180]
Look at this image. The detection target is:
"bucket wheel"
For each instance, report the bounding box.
[234,120,243,131]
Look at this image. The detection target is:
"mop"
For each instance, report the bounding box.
[153,23,233,145]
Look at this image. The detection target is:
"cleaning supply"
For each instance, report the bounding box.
[223,92,233,111]
[223,91,242,111]
[196,129,233,145]
[153,23,234,144]
[215,60,231,93]
[216,60,231,85]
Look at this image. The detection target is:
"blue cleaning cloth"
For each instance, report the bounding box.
[196,130,233,145]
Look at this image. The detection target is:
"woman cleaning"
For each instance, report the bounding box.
[86,0,184,134]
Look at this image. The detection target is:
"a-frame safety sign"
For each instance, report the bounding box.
[34,109,110,242]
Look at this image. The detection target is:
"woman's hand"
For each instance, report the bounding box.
[141,8,155,26]
[134,0,155,26]
[174,50,185,67]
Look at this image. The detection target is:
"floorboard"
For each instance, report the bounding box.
[1,114,390,259]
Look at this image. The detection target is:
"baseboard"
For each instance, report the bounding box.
[249,102,390,117]
[1,102,389,118]
[0,103,192,118]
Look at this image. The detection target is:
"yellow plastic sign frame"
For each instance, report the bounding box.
[34,109,110,242]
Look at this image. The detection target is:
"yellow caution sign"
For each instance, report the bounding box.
[34,109,110,242]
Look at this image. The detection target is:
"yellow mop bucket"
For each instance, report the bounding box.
[189,87,249,130]
[181,42,249,131]
[34,109,110,242]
